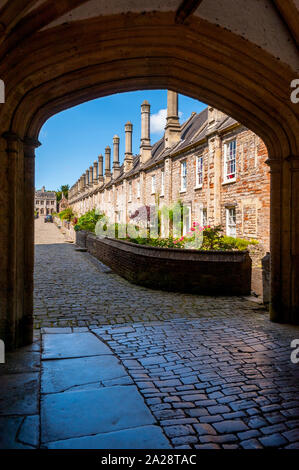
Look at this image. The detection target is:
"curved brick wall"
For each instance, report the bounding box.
[86,234,251,295]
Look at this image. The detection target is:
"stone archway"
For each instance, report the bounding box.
[0,3,298,349]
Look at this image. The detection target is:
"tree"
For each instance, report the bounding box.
[56,184,69,202]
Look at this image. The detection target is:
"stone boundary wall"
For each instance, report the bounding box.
[85,234,252,295]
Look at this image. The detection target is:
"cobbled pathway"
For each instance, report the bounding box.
[33,218,299,449]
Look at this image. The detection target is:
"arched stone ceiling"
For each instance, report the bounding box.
[0,1,297,68]
[0,0,297,158]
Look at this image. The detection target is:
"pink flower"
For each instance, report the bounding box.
[180,237,184,241]
[191,227,195,231]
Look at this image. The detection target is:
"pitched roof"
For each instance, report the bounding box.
[73,107,241,194]
[106,107,238,186]
[35,190,56,198]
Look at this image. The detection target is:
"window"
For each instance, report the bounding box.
[226,207,236,238]
[40,200,44,205]
[183,205,191,235]
[36,200,39,205]
[137,179,140,198]
[161,170,164,196]
[151,175,156,194]
[200,208,207,227]
[46,200,50,205]
[128,182,132,202]
[224,140,236,181]
[51,201,54,205]
[196,156,203,187]
[181,161,187,191]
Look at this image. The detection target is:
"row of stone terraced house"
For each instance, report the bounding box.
[68,91,270,251]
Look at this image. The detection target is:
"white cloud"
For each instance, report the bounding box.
[150,109,183,134]
[150,108,167,134]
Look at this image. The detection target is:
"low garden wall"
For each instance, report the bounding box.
[86,234,252,295]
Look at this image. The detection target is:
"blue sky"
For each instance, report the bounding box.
[35,90,206,190]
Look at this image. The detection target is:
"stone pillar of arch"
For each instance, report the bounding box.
[23,137,40,346]
[267,156,299,324]
[0,132,40,349]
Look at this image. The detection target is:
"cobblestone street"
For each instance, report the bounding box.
[34,218,266,329]
[30,218,299,449]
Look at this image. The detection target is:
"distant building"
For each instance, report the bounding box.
[58,193,69,212]
[35,186,56,215]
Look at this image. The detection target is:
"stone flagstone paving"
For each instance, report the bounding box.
[0,218,298,449]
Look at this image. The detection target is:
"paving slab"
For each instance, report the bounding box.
[18,415,40,448]
[46,425,170,449]
[0,350,40,376]
[0,373,39,415]
[0,416,33,449]
[41,385,155,443]
[41,355,127,393]
[42,332,112,359]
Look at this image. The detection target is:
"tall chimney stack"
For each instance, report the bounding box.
[124,121,133,172]
[140,100,152,164]
[164,90,181,149]
[93,161,98,186]
[85,169,90,187]
[89,165,93,186]
[113,135,121,179]
[105,146,112,182]
[98,154,104,185]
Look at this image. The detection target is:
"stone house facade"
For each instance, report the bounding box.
[35,186,56,215]
[68,91,270,250]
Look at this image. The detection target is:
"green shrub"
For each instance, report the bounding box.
[220,236,258,251]
[75,209,105,232]
[58,208,74,222]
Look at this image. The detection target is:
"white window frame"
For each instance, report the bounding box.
[128,182,132,202]
[183,205,191,235]
[195,156,203,188]
[180,161,187,192]
[161,170,165,197]
[200,207,207,227]
[223,139,236,183]
[137,179,140,198]
[226,207,237,238]
[151,175,156,194]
